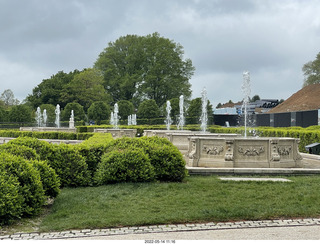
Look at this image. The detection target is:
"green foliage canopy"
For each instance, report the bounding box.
[87,101,111,125]
[137,99,160,119]
[302,52,320,87]
[27,70,80,109]
[117,100,134,120]
[61,102,86,122]
[60,68,111,111]
[94,32,195,107]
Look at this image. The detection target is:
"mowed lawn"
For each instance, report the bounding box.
[40,175,320,232]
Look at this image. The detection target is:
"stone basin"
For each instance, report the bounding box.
[20,127,77,133]
[187,137,302,168]
[94,128,137,138]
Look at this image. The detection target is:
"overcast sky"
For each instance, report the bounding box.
[1,0,320,107]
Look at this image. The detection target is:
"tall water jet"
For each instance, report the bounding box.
[42,109,47,127]
[55,104,60,128]
[165,100,172,130]
[128,115,132,125]
[112,103,120,129]
[132,114,137,125]
[177,95,185,130]
[200,87,208,133]
[35,107,42,127]
[242,71,251,138]
[110,112,114,127]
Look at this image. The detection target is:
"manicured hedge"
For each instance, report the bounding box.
[0,152,45,217]
[76,133,114,178]
[7,137,90,187]
[101,136,188,182]
[0,130,93,140]
[94,149,155,184]
[0,167,23,225]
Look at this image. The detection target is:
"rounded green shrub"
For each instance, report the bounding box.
[104,136,187,182]
[148,144,187,182]
[0,143,40,160]
[0,152,45,216]
[8,137,90,187]
[77,133,114,177]
[95,149,155,184]
[47,144,90,187]
[31,160,60,198]
[0,168,24,225]
[7,137,54,161]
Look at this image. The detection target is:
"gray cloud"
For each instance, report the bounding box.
[0,0,320,106]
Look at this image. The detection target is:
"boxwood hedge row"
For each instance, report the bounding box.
[0,133,188,225]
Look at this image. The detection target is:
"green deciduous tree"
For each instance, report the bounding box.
[27,70,80,109]
[137,99,160,119]
[60,68,111,111]
[187,98,213,124]
[117,100,134,120]
[302,52,320,87]
[87,101,111,125]
[95,33,195,107]
[8,105,33,124]
[61,102,86,122]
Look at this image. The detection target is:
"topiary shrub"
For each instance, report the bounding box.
[0,143,60,198]
[94,148,155,184]
[8,137,90,187]
[46,144,90,187]
[102,136,187,182]
[77,133,114,178]
[0,168,24,225]
[0,152,45,217]
[0,143,40,160]
[7,137,54,161]
[147,144,187,182]
[31,160,60,198]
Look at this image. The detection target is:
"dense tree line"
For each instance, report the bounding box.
[1,33,214,125]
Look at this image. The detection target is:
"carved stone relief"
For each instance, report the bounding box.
[238,146,265,156]
[224,140,234,161]
[203,145,224,155]
[277,146,292,156]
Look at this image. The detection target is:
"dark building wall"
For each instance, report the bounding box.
[256,114,270,127]
[256,109,319,128]
[274,112,291,127]
[214,115,239,126]
[300,110,318,127]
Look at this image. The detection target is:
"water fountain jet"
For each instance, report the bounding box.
[242,71,251,138]
[165,100,172,130]
[200,87,208,133]
[177,95,185,130]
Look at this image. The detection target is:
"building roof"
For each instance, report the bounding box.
[268,83,320,113]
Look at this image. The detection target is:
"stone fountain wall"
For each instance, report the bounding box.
[187,137,302,168]
[20,127,77,133]
[94,128,137,138]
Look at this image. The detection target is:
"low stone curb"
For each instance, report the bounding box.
[1,218,320,240]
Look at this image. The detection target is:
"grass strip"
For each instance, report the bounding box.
[40,175,320,232]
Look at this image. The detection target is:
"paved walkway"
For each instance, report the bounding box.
[1,218,319,240]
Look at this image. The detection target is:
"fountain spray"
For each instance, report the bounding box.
[165,100,172,130]
[242,71,251,138]
[200,87,208,133]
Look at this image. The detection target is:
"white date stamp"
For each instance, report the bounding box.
[145,240,176,244]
